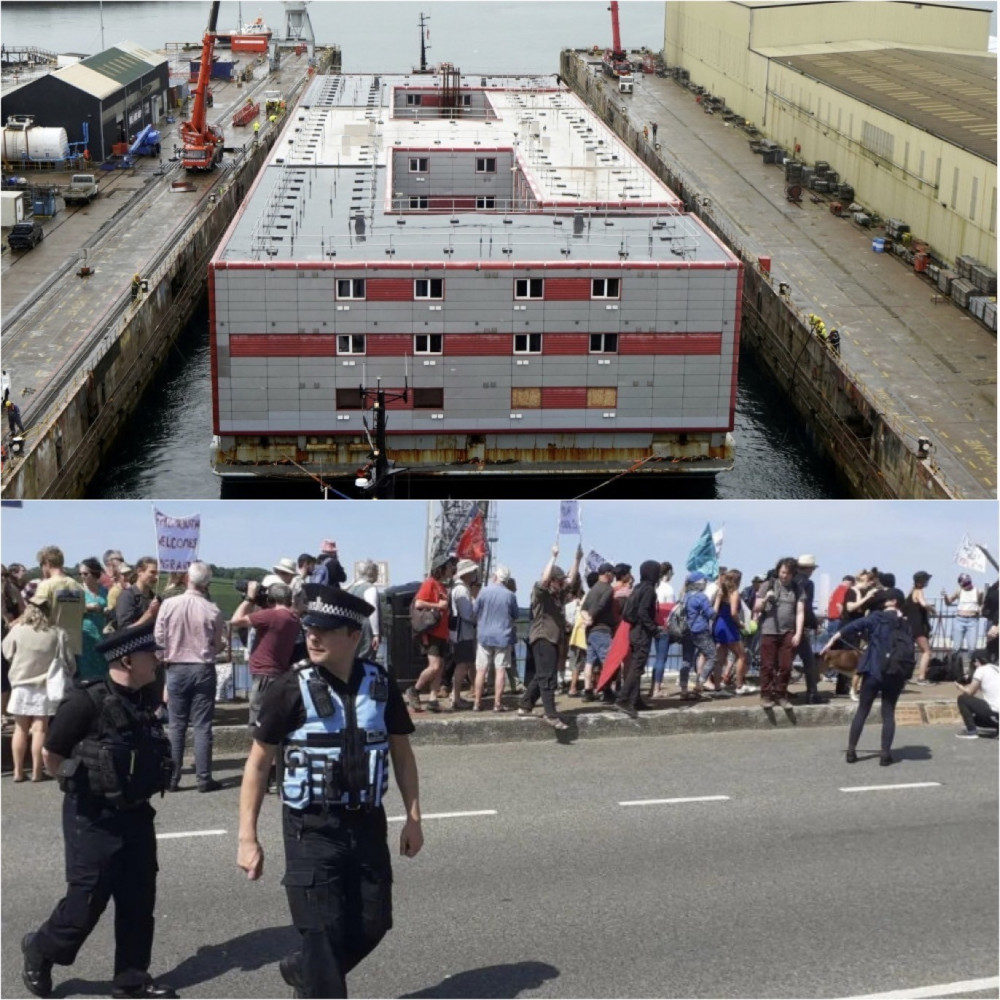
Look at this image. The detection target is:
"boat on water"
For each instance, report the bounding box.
[208,67,742,488]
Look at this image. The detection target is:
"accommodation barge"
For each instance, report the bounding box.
[209,69,742,483]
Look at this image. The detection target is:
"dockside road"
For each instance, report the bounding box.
[592,64,996,499]
[0,53,315,456]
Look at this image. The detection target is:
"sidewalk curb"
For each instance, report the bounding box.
[0,699,964,770]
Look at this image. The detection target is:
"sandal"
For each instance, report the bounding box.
[542,716,569,730]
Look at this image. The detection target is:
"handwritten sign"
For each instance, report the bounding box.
[154,510,200,573]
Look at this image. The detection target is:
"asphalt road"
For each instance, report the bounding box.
[2,725,997,999]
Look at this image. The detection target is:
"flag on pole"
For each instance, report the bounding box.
[154,509,200,573]
[955,534,987,574]
[559,500,581,535]
[456,508,488,562]
[686,523,719,580]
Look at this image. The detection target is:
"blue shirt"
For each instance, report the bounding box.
[473,583,519,647]
[684,590,714,634]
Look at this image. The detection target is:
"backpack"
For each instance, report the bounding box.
[926,652,965,684]
[409,597,441,636]
[881,615,916,679]
[666,600,689,640]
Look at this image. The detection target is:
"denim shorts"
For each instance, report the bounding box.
[587,628,612,666]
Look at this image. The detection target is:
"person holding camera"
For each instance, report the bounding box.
[231,579,301,729]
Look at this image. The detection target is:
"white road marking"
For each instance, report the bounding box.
[387,809,497,823]
[839,975,1000,998]
[619,795,730,807]
[156,829,228,840]
[839,782,941,794]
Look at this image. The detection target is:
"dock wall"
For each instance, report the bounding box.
[4,56,337,499]
[560,51,951,500]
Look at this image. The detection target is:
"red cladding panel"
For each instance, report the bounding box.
[229,335,337,357]
[367,278,414,301]
[544,277,591,300]
[445,334,510,355]
[543,333,590,354]
[620,333,722,355]
[366,335,412,356]
[541,387,587,408]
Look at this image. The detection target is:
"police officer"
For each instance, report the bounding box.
[21,624,176,999]
[238,584,423,999]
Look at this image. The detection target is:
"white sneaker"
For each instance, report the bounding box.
[849,690,860,703]
[735,684,758,695]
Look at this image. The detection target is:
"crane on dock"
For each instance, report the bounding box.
[602,1,634,91]
[180,0,225,171]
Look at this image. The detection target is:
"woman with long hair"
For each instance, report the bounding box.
[1,601,70,782]
[905,571,935,685]
[713,569,751,694]
[77,557,109,681]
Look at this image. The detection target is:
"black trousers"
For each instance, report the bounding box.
[957,693,999,731]
[34,795,157,989]
[281,807,394,999]
[619,631,653,708]
[520,639,558,717]
[847,672,907,753]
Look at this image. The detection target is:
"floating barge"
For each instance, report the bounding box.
[208,69,742,484]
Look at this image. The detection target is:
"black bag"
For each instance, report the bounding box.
[666,601,689,640]
[410,598,441,636]
[926,653,964,683]
[881,616,916,680]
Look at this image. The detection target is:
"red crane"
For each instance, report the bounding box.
[602,1,633,78]
[181,0,225,171]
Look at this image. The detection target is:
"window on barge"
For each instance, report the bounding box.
[409,195,429,210]
[476,195,496,209]
[589,333,618,353]
[338,335,366,355]
[414,278,444,299]
[408,156,428,171]
[413,387,444,408]
[514,333,542,354]
[415,334,443,354]
[476,157,497,173]
[591,277,621,299]
[336,278,366,300]
[514,277,543,299]
[336,388,363,410]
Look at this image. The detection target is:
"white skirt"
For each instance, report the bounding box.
[8,684,54,718]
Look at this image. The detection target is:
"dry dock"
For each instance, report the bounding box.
[1,46,337,498]
[561,51,996,500]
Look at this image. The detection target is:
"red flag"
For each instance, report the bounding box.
[457,510,486,562]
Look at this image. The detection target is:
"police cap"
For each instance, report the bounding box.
[94,622,162,663]
[301,584,373,631]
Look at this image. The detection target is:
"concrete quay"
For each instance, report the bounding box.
[0,48,337,498]
[561,52,996,500]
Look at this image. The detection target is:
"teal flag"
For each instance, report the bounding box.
[685,523,719,579]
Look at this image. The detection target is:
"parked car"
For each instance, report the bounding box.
[7,220,43,250]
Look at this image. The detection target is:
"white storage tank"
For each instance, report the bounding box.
[1,122,71,163]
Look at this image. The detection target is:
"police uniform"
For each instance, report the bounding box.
[253,585,414,999]
[21,624,176,1000]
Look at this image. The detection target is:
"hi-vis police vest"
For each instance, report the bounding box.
[280,661,391,811]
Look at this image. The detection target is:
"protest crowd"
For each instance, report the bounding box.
[3,532,999,763]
